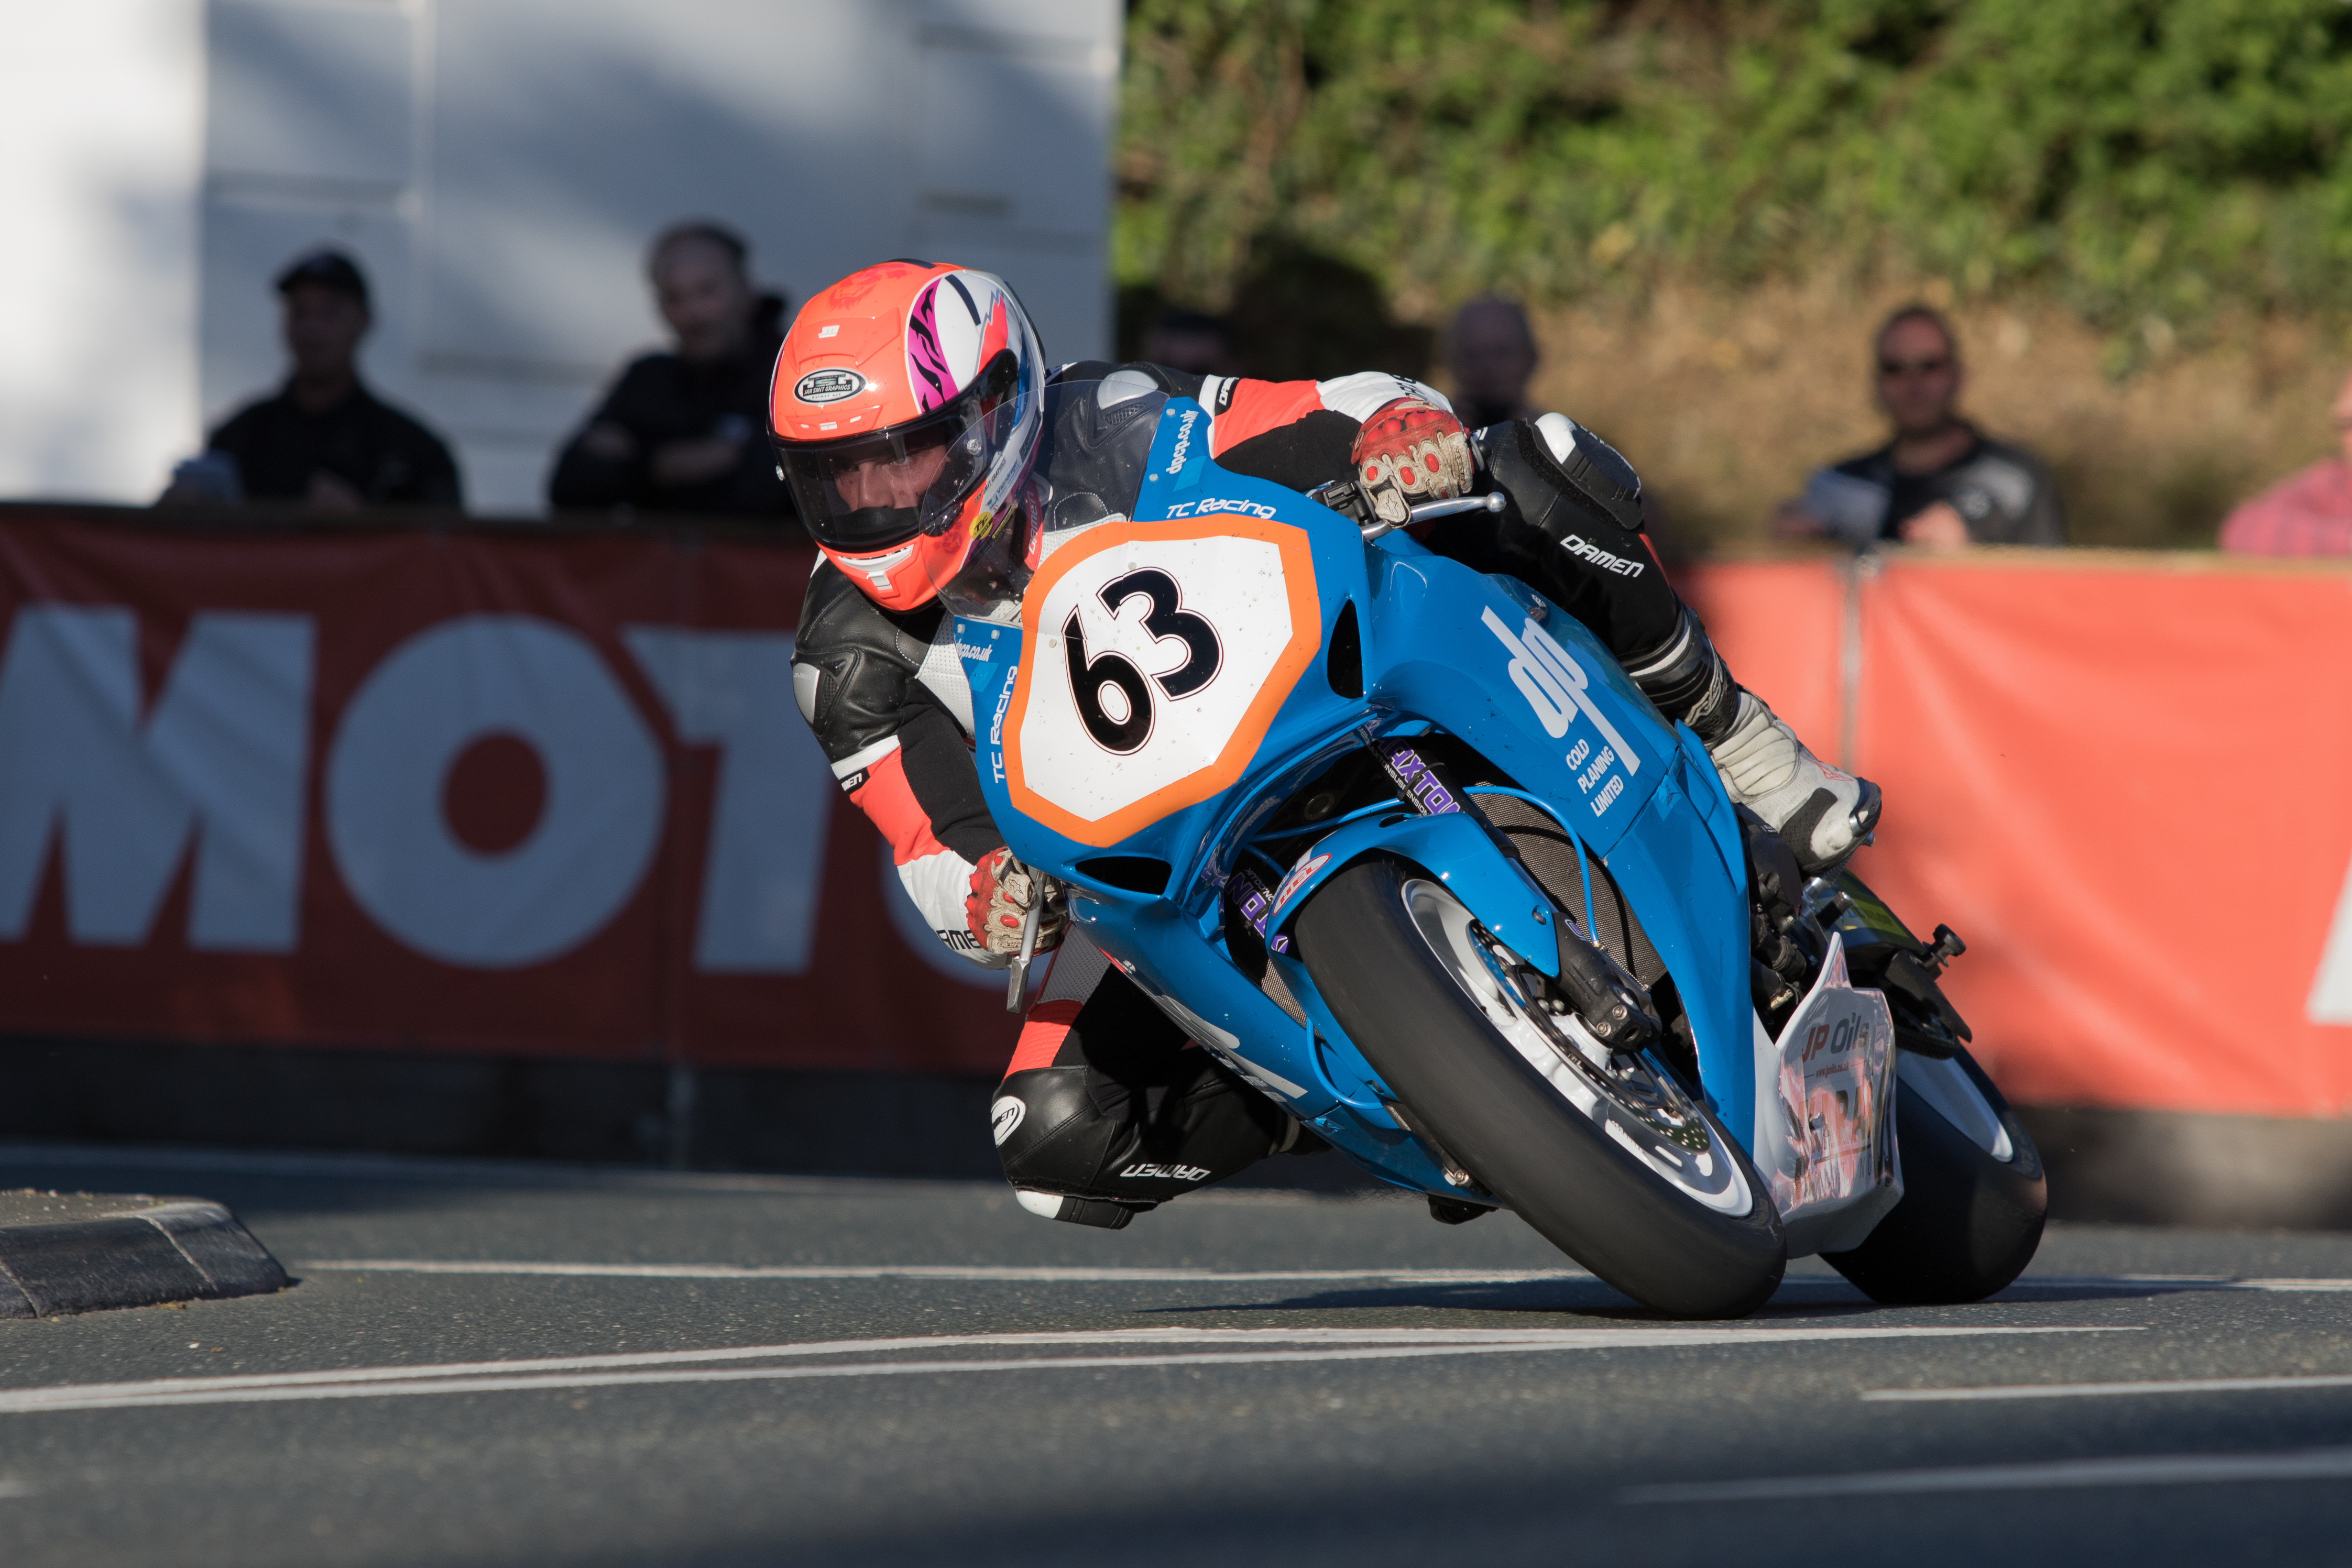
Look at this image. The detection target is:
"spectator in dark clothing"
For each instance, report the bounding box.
[160,249,462,511]
[549,221,792,520]
[1775,305,2063,550]
[1140,306,1240,378]
[1442,293,1683,558]
[1448,295,1545,430]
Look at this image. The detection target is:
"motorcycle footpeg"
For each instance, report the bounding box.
[1751,959,1800,1019]
[1426,1193,1494,1226]
[1879,948,1973,1044]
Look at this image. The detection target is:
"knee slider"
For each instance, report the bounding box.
[992,1066,1120,1197]
[990,1056,1289,1206]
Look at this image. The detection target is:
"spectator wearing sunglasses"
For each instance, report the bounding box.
[1775,305,2064,550]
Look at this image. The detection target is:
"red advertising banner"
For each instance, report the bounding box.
[8,508,2351,1117]
[1698,550,2352,1120]
[0,509,1016,1074]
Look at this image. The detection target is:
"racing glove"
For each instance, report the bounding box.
[1350,397,1475,527]
[966,847,1068,957]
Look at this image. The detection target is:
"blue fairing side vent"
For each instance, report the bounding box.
[1074,856,1174,896]
[1325,601,1362,699]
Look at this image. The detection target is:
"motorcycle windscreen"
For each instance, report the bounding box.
[931,377,1172,624]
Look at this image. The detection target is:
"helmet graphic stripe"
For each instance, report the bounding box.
[907,280,955,412]
[943,271,983,324]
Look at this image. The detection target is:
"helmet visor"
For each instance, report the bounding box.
[777,354,1015,553]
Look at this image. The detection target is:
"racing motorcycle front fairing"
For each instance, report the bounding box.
[954,392,1759,1196]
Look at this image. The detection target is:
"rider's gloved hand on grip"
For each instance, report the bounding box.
[1350,397,1474,527]
[966,847,1067,957]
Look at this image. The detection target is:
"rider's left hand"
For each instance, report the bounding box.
[1351,397,1474,527]
[966,847,1067,957]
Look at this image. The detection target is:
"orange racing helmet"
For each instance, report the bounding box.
[769,261,1045,611]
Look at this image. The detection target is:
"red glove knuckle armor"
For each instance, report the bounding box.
[1350,397,1472,525]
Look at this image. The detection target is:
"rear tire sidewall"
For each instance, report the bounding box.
[1296,855,1785,1319]
[1823,1047,2047,1304]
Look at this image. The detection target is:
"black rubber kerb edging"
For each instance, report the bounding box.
[0,1199,288,1318]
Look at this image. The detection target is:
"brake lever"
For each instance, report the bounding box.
[1394,491,1506,532]
[1305,481,1506,541]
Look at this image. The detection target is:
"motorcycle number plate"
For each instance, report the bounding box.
[1005,517,1322,847]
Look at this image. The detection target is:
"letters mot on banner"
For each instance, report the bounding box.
[0,511,1013,1071]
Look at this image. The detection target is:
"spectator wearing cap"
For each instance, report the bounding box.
[160,249,462,511]
[1775,305,2064,550]
[549,222,792,520]
[2218,369,2352,555]
[1448,296,1545,431]
[1140,306,1240,378]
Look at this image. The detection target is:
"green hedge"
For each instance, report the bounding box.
[1115,1,2352,337]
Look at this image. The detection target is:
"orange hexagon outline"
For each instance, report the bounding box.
[1005,516,1323,848]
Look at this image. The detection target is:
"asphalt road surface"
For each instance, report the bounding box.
[3,1143,2350,1567]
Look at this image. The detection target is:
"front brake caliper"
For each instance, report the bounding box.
[1473,920,1658,1057]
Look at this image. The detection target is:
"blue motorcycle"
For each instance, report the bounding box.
[942,382,2045,1319]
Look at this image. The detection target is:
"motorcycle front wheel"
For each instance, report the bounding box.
[1296,854,1786,1319]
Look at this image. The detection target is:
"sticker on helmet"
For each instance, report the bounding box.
[794,368,867,404]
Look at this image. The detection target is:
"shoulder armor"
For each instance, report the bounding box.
[792,561,949,764]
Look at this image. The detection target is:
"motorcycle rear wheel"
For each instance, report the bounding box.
[1822,1046,2047,1304]
[1296,854,1786,1319]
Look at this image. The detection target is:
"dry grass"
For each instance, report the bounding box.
[1492,280,2352,552]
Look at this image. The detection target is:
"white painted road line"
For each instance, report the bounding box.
[0,1325,2128,1416]
[299,1261,1583,1284]
[1622,1446,2352,1503]
[1865,1371,2352,1403]
[298,1260,2352,1294]
[1994,1275,2352,1295]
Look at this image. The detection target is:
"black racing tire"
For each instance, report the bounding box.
[1295,856,1786,1319]
[1822,1046,2047,1304]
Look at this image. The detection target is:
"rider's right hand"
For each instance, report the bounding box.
[1351,397,1473,527]
[967,847,1068,957]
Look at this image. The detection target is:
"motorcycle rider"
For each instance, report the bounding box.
[779,260,1877,1227]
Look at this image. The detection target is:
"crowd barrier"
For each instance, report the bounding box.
[0,507,2343,1119]
[1687,549,2352,1120]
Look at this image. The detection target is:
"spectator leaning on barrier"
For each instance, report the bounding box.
[1138,306,1241,378]
[1774,305,2064,551]
[159,249,462,511]
[1445,293,1683,559]
[549,221,793,521]
[1448,295,1546,430]
[2219,369,2352,556]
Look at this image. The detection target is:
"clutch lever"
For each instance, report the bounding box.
[1004,866,1046,1013]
